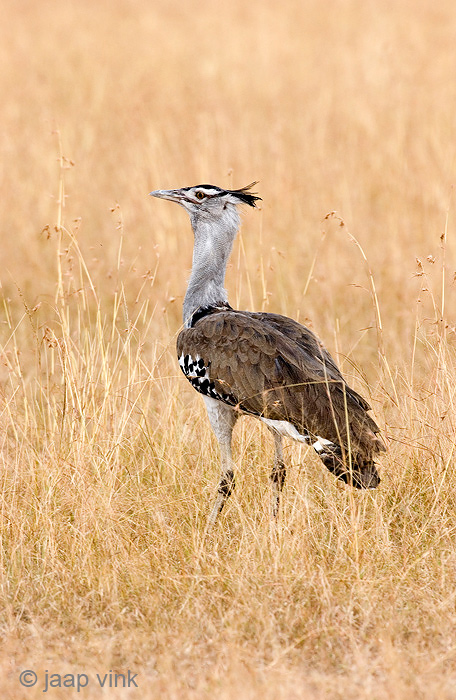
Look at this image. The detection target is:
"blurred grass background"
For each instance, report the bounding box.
[0,0,455,698]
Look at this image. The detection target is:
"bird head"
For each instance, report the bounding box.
[149,183,261,222]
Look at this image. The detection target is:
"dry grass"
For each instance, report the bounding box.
[1,0,456,697]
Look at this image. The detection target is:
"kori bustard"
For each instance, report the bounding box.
[150,183,385,524]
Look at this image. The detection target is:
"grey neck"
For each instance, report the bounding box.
[183,206,240,328]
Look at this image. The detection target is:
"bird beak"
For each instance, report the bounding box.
[149,188,185,203]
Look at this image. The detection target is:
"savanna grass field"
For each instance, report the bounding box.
[1,1,456,698]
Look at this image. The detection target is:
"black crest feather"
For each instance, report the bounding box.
[226,182,261,208]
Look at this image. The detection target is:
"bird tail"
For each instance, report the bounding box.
[316,442,381,488]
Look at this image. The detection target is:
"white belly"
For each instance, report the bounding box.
[259,417,310,443]
[259,417,334,453]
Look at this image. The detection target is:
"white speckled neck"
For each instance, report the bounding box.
[183,205,240,327]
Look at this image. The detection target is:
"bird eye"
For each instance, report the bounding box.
[195,191,205,200]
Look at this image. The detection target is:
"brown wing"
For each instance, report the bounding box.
[251,311,371,411]
[177,311,384,460]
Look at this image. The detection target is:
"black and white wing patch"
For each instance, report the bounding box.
[178,353,237,405]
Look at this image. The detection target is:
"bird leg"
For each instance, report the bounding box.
[270,431,286,519]
[208,442,236,525]
[203,397,238,526]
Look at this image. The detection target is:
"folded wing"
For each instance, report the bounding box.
[177,310,385,467]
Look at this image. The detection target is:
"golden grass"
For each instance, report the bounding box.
[1,0,456,697]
